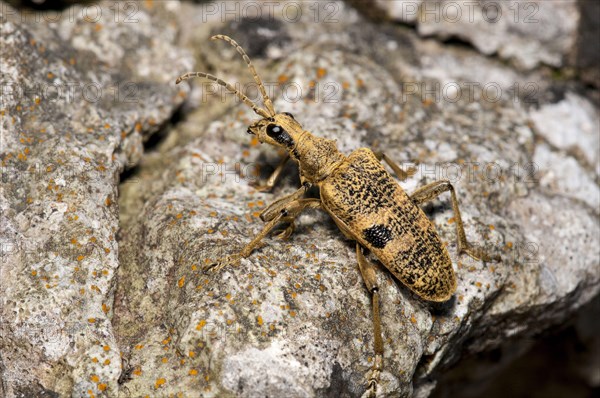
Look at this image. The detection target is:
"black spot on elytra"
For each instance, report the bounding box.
[363,224,393,249]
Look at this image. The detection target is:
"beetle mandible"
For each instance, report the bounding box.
[176,34,500,397]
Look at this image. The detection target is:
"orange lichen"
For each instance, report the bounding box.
[155,378,166,389]
[196,320,207,331]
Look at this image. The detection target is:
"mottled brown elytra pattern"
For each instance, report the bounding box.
[176,35,498,398]
[320,148,456,302]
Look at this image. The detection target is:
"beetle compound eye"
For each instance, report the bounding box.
[266,124,294,147]
[267,124,284,138]
[282,112,295,119]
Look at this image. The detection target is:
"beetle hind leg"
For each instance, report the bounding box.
[410,180,501,262]
[356,244,384,398]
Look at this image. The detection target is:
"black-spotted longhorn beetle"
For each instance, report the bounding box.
[176,34,499,397]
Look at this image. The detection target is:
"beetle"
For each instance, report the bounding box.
[176,34,499,397]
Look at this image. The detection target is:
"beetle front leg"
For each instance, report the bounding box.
[356,244,384,398]
[410,180,501,262]
[207,198,320,272]
[251,154,290,192]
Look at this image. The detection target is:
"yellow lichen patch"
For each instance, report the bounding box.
[189,368,199,376]
[31,270,37,276]
[161,357,168,363]
[178,276,185,288]
[133,367,142,376]
[278,74,289,84]
[155,378,166,389]
[105,196,111,206]
[189,351,195,358]
[410,315,417,324]
[98,384,107,391]
[196,320,207,331]
[257,315,263,326]
[91,357,98,363]
[90,374,100,383]
[316,68,327,79]
[289,311,297,317]
[88,318,96,323]
[104,359,110,365]
[103,345,110,352]
[102,304,110,314]
[447,217,456,224]
[135,344,144,350]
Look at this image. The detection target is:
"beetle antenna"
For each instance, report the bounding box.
[176,72,271,119]
[211,34,276,117]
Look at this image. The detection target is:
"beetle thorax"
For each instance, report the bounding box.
[290,132,346,183]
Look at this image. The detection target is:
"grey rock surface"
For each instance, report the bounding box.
[1,1,598,398]
[0,1,192,396]
[375,0,581,71]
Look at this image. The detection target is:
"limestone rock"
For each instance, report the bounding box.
[1,1,598,398]
[0,1,192,396]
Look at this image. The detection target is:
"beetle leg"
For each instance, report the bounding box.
[374,151,416,182]
[251,154,290,192]
[207,198,320,272]
[273,216,296,240]
[260,183,310,222]
[356,244,383,398]
[410,180,501,262]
